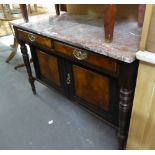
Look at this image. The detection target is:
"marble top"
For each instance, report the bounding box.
[10,13,142,63]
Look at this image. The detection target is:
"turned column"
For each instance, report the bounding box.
[118,88,134,149]
[19,41,36,94]
[118,61,138,149]
[103,4,116,43]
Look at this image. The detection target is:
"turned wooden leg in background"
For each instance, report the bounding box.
[28,4,32,14]
[55,4,60,15]
[14,58,33,70]
[19,41,36,94]
[6,37,18,63]
[138,4,146,27]
[118,61,138,149]
[34,4,38,12]
[20,4,29,22]
[103,4,116,43]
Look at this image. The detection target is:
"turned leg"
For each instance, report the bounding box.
[138,4,146,27]
[55,4,60,15]
[6,37,18,63]
[118,62,138,149]
[118,88,134,149]
[19,41,36,94]
[34,4,38,12]
[28,4,32,14]
[103,4,116,43]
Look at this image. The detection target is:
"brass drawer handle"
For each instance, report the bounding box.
[73,49,87,60]
[28,33,36,42]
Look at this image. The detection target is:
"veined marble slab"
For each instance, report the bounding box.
[10,13,142,63]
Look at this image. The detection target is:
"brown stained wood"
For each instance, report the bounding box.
[103,4,116,42]
[20,4,29,22]
[138,4,146,27]
[54,41,117,73]
[37,50,60,86]
[67,5,138,19]
[17,29,52,49]
[60,4,67,11]
[73,65,109,111]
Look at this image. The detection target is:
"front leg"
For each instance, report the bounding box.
[19,41,36,94]
[117,61,138,149]
[118,88,134,149]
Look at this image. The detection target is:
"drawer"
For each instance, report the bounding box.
[54,41,117,73]
[17,29,53,49]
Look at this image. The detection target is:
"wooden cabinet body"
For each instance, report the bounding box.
[30,43,119,126]
[15,27,138,149]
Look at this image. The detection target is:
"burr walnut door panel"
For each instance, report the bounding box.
[36,50,61,87]
[72,65,110,111]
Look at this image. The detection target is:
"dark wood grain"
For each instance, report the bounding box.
[37,50,60,86]
[54,41,117,73]
[73,65,109,111]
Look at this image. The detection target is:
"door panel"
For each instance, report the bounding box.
[37,50,60,86]
[73,65,109,111]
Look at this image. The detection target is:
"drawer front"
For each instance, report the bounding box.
[17,29,53,49]
[54,41,117,73]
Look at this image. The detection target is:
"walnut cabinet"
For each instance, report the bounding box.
[15,27,138,149]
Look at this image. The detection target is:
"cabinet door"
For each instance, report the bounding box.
[72,65,110,111]
[36,49,63,90]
